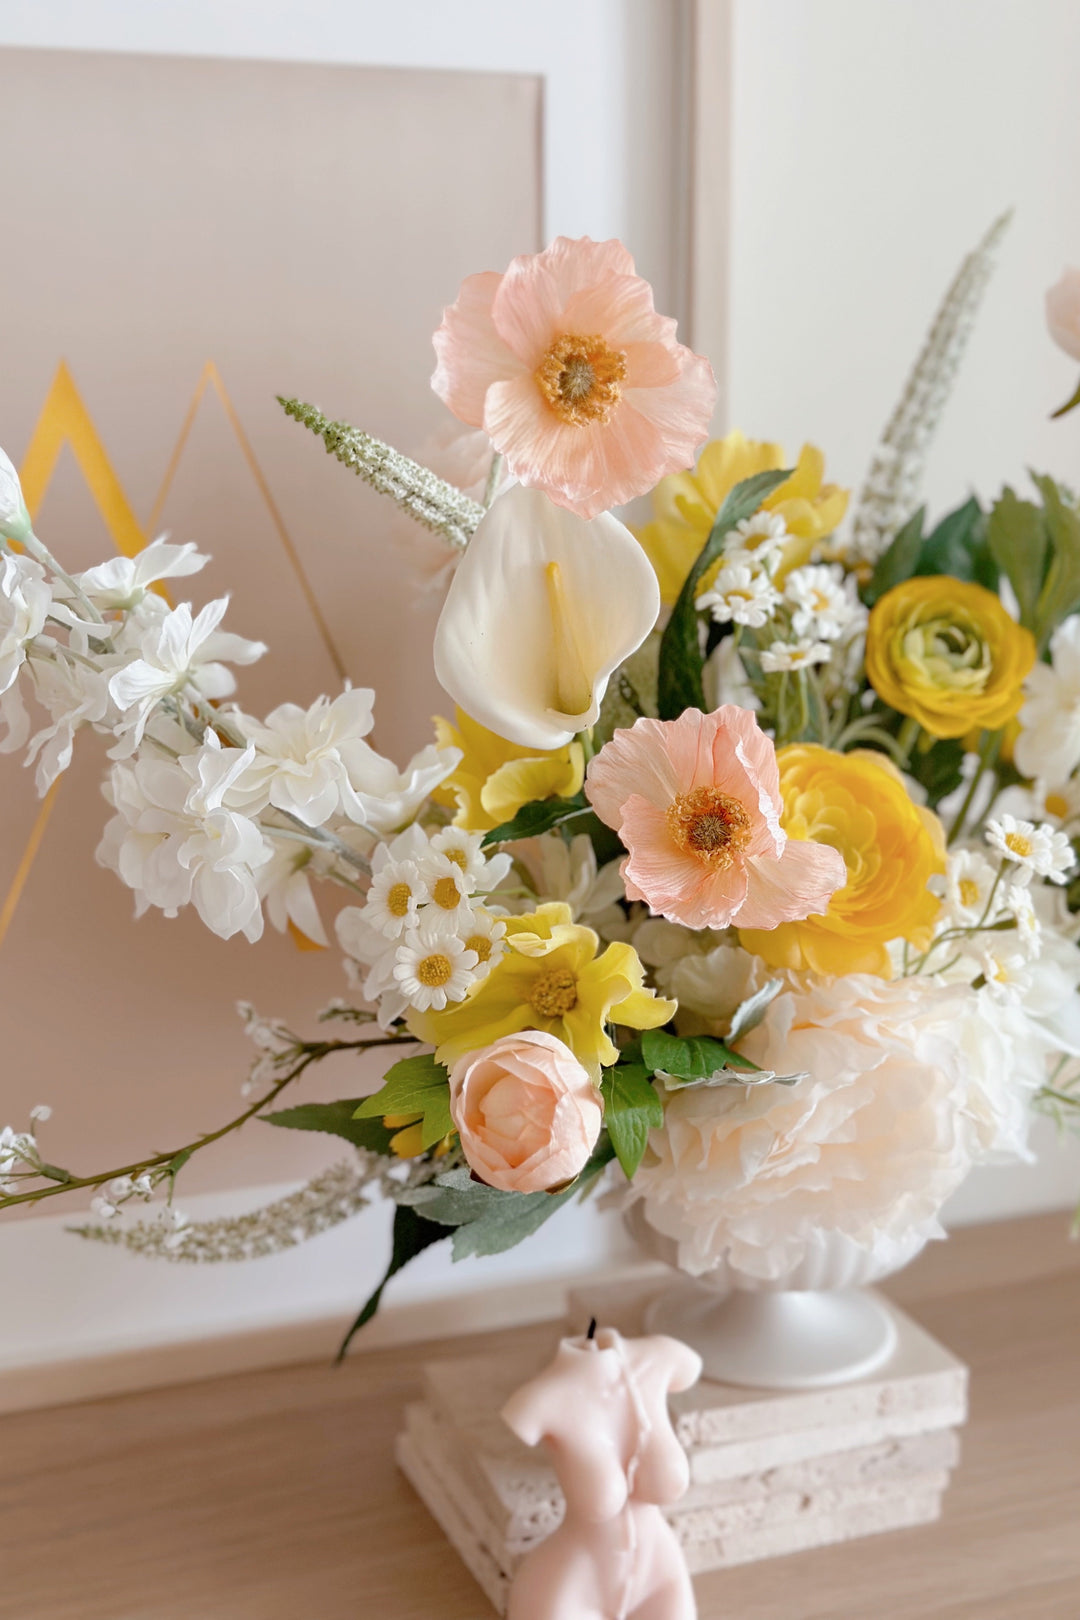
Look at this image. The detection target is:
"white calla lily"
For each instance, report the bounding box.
[433,483,660,750]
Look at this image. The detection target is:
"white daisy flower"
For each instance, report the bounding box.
[937,848,1000,927]
[1015,615,1080,783]
[363,841,431,937]
[393,918,479,1012]
[425,825,512,894]
[978,943,1034,996]
[730,510,788,564]
[1002,881,1042,958]
[697,561,781,628]
[784,563,863,642]
[759,637,832,673]
[1032,776,1080,828]
[985,814,1075,884]
[420,851,476,928]
[456,905,507,982]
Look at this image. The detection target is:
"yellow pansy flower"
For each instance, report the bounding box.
[408,903,675,1077]
[636,430,850,604]
[432,707,584,833]
[866,576,1035,740]
[739,745,944,978]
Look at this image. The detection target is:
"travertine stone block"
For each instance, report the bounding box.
[397,1285,968,1612]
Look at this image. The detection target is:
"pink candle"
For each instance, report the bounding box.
[501,1325,702,1620]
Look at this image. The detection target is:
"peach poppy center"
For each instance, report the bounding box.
[667,787,753,868]
[534,332,628,427]
[530,965,579,1017]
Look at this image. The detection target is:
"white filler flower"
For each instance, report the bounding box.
[985,814,1075,883]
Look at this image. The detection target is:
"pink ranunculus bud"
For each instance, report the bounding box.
[448,1030,603,1193]
[1046,267,1080,362]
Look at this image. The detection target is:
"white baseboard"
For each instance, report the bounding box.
[2,1118,1078,1415]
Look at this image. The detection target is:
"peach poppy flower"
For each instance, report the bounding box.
[585,707,846,932]
[431,236,717,520]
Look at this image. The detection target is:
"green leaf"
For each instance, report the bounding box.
[262,1099,396,1156]
[1033,473,1080,643]
[166,1147,194,1180]
[1051,375,1080,420]
[864,506,926,606]
[354,1053,454,1151]
[335,1204,447,1360]
[657,468,793,720]
[986,486,1049,631]
[600,1064,663,1179]
[907,734,966,809]
[640,1028,759,1078]
[397,1167,504,1226]
[917,498,996,590]
[481,793,591,847]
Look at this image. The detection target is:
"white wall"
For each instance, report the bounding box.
[1,1,1079,1393]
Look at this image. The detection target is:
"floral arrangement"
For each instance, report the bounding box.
[4,225,1080,1355]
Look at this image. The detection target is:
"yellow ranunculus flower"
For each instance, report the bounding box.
[432,707,584,833]
[408,903,675,1077]
[739,745,944,978]
[866,576,1035,740]
[636,430,849,604]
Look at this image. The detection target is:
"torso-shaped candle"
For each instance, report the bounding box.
[501,1327,702,1620]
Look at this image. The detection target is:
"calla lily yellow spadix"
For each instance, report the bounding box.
[433,483,661,750]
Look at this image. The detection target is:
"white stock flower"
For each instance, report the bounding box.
[628,973,1025,1282]
[985,814,1074,883]
[523,832,626,936]
[759,637,831,673]
[74,536,209,612]
[234,688,376,826]
[697,560,781,628]
[0,552,50,694]
[335,905,408,1027]
[97,737,272,941]
[393,915,479,1012]
[1015,615,1080,782]
[784,563,864,642]
[258,846,328,947]
[108,597,266,753]
[342,740,460,836]
[22,637,112,792]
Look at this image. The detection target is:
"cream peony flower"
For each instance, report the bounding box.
[627,972,1033,1282]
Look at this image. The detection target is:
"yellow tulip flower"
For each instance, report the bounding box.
[636,430,849,604]
[866,576,1035,740]
[408,903,675,1077]
[739,746,944,978]
[432,707,584,834]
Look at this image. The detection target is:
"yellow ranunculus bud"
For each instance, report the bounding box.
[739,745,944,978]
[432,707,584,834]
[865,576,1035,740]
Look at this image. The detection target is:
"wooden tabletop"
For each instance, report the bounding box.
[3,1211,1079,1619]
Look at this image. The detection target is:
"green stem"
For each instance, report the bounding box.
[896,714,921,765]
[0,1034,416,1212]
[948,730,1002,845]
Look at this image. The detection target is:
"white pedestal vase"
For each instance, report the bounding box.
[625,1204,930,1389]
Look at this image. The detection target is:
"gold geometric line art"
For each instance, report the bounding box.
[0,359,350,953]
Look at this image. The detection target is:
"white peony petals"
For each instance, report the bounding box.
[433,483,660,750]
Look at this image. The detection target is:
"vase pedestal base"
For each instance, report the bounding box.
[396,1276,968,1615]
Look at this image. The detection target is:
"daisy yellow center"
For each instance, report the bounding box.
[1005,830,1033,859]
[958,878,980,907]
[387,882,413,917]
[417,952,454,988]
[466,933,493,963]
[530,965,579,1018]
[534,332,627,427]
[1045,792,1069,819]
[444,847,469,869]
[667,787,753,868]
[432,876,463,909]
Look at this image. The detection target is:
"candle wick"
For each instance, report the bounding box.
[586,1317,597,1341]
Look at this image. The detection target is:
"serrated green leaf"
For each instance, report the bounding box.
[1032,473,1080,644]
[397,1167,503,1226]
[336,1203,447,1360]
[665,1066,806,1091]
[481,793,591,847]
[864,506,926,606]
[657,468,793,720]
[262,1099,396,1155]
[640,1028,758,1079]
[600,1064,663,1179]
[354,1052,454,1150]
[446,1141,615,1260]
[987,486,1048,632]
